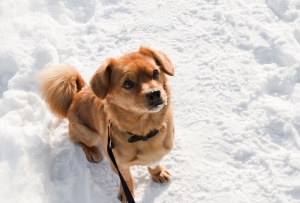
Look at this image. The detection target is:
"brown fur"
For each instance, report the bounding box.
[39,64,85,118]
[39,47,174,202]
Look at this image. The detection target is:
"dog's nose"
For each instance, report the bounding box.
[146,90,161,102]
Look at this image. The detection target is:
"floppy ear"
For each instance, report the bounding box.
[90,59,115,99]
[139,46,174,76]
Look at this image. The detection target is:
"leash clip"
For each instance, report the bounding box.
[109,139,114,149]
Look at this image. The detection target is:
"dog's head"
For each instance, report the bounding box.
[90,47,174,113]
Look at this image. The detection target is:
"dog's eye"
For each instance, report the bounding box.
[122,80,135,90]
[153,70,159,80]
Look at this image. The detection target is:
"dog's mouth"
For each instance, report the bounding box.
[147,100,167,112]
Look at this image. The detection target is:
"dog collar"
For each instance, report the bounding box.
[127,129,159,143]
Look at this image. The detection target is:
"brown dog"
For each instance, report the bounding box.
[39,47,174,202]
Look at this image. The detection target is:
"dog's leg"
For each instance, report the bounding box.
[148,164,171,183]
[110,163,134,203]
[69,123,102,163]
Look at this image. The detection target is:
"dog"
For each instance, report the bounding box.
[39,47,174,202]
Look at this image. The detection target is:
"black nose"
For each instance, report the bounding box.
[146,90,161,102]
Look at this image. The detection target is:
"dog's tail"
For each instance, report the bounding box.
[39,64,85,118]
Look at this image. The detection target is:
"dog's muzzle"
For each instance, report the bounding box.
[146,89,165,111]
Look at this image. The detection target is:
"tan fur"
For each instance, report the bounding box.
[39,64,85,118]
[39,47,174,202]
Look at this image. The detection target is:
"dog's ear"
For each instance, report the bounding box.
[139,47,174,76]
[90,59,115,99]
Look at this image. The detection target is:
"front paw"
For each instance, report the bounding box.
[118,190,127,203]
[148,165,171,183]
[118,187,134,203]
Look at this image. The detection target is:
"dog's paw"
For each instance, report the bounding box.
[118,190,127,203]
[151,167,171,183]
[117,189,134,203]
[90,153,102,163]
[86,146,102,163]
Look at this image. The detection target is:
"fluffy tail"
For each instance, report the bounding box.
[39,64,85,118]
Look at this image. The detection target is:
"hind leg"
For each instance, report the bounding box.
[69,122,102,163]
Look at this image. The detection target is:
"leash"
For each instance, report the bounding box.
[107,125,135,203]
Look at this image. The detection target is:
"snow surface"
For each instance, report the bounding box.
[1,0,300,202]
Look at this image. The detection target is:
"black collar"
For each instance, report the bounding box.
[127,129,159,143]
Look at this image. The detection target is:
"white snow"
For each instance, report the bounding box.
[1,0,300,202]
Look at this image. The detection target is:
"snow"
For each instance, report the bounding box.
[1,0,300,202]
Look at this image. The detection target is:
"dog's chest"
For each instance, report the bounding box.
[110,123,170,166]
[124,138,168,166]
